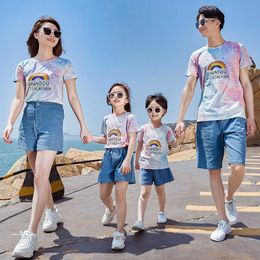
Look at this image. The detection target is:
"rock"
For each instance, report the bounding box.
[81,167,98,176]
[11,179,24,190]
[247,67,260,146]
[169,123,196,154]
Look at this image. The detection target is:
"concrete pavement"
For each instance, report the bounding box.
[0,147,259,259]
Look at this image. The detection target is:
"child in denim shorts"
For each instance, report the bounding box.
[132,94,175,231]
[90,82,138,250]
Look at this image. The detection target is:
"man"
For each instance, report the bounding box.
[175,6,256,242]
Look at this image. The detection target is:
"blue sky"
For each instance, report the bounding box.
[1,0,260,137]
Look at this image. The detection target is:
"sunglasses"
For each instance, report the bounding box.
[42,27,62,38]
[147,107,161,114]
[107,91,125,99]
[195,18,216,29]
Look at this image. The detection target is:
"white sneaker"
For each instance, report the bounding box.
[12,230,39,258]
[157,211,167,224]
[225,199,238,226]
[210,220,232,242]
[132,220,145,231]
[111,231,126,250]
[43,208,62,232]
[102,206,116,225]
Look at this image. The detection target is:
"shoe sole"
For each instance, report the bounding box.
[132,226,145,231]
[12,246,39,258]
[112,246,125,251]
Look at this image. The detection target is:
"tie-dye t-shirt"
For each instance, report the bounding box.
[101,112,139,148]
[186,41,252,122]
[138,123,175,169]
[14,57,77,105]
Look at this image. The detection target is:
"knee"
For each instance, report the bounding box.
[140,190,150,201]
[231,164,244,173]
[33,172,49,186]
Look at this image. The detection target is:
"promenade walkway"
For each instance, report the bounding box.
[0,147,259,259]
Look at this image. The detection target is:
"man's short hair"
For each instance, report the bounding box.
[196,6,225,30]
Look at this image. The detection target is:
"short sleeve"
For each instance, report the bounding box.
[239,44,252,69]
[127,115,139,133]
[166,127,175,143]
[13,62,25,83]
[64,61,77,81]
[137,125,144,142]
[186,51,199,77]
[101,118,107,136]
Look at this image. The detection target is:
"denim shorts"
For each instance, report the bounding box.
[139,168,174,186]
[196,117,246,170]
[18,101,64,153]
[98,147,136,184]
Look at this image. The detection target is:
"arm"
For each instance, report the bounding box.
[2,80,25,143]
[65,78,92,143]
[135,140,143,170]
[91,135,107,144]
[121,132,137,174]
[240,67,256,136]
[175,75,198,137]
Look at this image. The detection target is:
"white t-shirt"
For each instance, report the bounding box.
[186,41,252,122]
[101,112,139,148]
[14,57,77,105]
[138,123,175,169]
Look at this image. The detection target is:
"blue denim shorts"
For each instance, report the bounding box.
[18,101,64,153]
[139,168,174,186]
[196,117,246,170]
[98,147,136,184]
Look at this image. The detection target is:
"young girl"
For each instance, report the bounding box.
[132,94,175,231]
[2,17,91,258]
[90,82,138,250]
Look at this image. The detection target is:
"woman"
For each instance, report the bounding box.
[2,16,91,258]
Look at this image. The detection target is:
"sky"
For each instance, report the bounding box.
[1,0,260,137]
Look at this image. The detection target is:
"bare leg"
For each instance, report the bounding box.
[155,184,166,212]
[115,181,128,233]
[209,169,228,222]
[28,151,57,233]
[27,152,54,211]
[226,164,245,201]
[137,185,152,221]
[99,183,114,211]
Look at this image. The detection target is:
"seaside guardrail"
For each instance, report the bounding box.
[0,158,102,181]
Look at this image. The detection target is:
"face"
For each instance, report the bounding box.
[34,22,61,48]
[146,100,166,122]
[196,14,220,37]
[107,86,129,109]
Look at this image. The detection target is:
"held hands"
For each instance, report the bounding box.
[2,124,13,144]
[135,161,140,170]
[174,121,185,138]
[121,158,131,175]
[80,127,93,144]
[246,118,256,136]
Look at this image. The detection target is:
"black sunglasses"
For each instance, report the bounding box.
[107,92,125,99]
[195,18,216,29]
[42,27,62,38]
[147,107,161,113]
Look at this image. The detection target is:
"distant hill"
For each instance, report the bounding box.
[63,132,78,139]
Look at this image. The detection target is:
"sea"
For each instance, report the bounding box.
[0,137,104,177]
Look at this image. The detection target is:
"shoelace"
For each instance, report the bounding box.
[17,231,31,246]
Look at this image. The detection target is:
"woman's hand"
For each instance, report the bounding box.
[2,124,13,144]
[80,127,93,144]
[121,158,131,175]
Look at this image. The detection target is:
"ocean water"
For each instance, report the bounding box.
[0,138,104,177]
